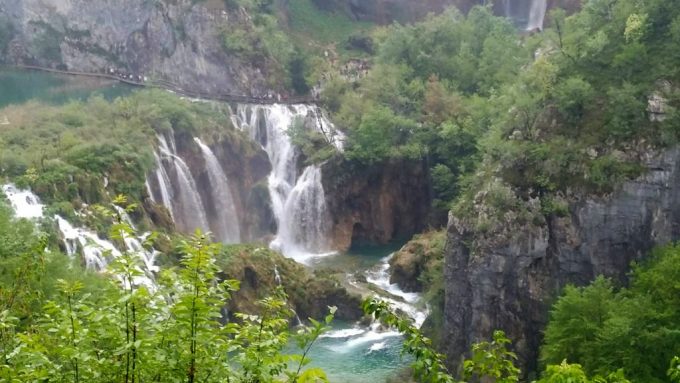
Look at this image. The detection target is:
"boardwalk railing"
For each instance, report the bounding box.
[7,65,317,105]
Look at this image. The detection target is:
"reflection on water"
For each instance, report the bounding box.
[0,69,134,108]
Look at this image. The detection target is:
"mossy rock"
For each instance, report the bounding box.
[219,244,363,322]
[389,230,445,293]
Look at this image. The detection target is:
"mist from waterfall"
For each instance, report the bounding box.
[231,104,339,262]
[194,137,241,243]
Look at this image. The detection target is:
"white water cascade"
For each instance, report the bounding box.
[526,0,547,31]
[2,184,158,289]
[155,134,210,234]
[365,253,428,327]
[273,166,331,260]
[194,138,241,243]
[500,0,547,31]
[230,104,341,263]
[1,184,44,219]
[318,252,428,357]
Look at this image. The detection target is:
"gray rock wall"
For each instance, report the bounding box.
[442,148,680,375]
[1,0,268,95]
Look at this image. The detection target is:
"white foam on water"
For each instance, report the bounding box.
[321,327,367,339]
[365,253,429,328]
[367,341,387,353]
[328,327,401,354]
[2,184,45,219]
[3,184,158,290]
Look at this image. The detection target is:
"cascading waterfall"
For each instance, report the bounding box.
[193,138,241,243]
[2,184,158,289]
[526,0,547,31]
[156,134,210,234]
[500,0,547,31]
[1,184,44,219]
[231,104,341,262]
[364,253,428,327]
[272,166,330,258]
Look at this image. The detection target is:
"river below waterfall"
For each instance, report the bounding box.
[286,244,427,382]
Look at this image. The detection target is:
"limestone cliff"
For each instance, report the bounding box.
[1,0,268,96]
[321,157,432,251]
[442,148,680,374]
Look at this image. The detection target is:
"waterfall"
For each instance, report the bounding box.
[503,0,511,19]
[273,264,303,326]
[231,104,340,262]
[1,184,45,219]
[193,138,241,243]
[526,0,547,31]
[271,166,330,258]
[157,134,210,234]
[152,150,175,220]
[2,184,158,289]
[364,253,428,327]
[274,264,282,285]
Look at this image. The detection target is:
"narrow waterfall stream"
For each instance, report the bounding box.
[151,150,175,220]
[526,0,547,31]
[500,0,547,31]
[194,137,241,243]
[156,134,210,234]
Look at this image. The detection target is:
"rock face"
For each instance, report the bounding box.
[442,147,680,375]
[1,0,268,96]
[321,157,432,251]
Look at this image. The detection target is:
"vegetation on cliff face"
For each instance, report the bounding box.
[541,243,680,383]
[321,1,680,224]
[220,0,374,94]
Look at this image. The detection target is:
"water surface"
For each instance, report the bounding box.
[0,68,134,108]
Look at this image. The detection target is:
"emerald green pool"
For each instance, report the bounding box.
[289,242,424,383]
[0,68,134,108]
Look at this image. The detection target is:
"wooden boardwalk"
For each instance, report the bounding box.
[7,65,318,105]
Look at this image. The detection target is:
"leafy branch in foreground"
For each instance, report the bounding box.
[0,199,331,382]
[362,298,659,383]
[362,298,455,383]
